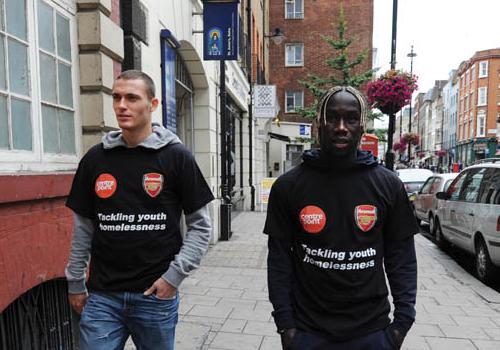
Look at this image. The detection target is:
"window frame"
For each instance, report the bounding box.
[285,0,304,19]
[0,0,80,173]
[478,87,487,106]
[479,61,488,78]
[284,43,304,67]
[285,90,304,113]
[476,112,486,137]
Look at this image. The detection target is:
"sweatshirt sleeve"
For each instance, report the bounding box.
[162,204,211,288]
[267,235,297,331]
[384,235,417,347]
[65,212,94,294]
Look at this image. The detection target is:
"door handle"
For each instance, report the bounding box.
[468,213,474,216]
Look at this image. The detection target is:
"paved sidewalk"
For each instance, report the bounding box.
[126,211,500,350]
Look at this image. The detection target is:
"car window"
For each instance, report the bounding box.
[460,168,487,203]
[431,178,443,193]
[478,168,500,205]
[405,182,424,193]
[448,172,469,201]
[443,179,454,192]
[420,177,434,194]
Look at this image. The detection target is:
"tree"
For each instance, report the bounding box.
[295,5,377,120]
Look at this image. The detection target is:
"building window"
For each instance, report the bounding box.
[285,0,304,19]
[476,112,486,137]
[285,90,303,113]
[478,87,487,106]
[285,43,304,67]
[479,61,488,78]
[286,144,303,168]
[0,0,77,168]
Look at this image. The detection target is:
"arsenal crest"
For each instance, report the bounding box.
[355,205,377,232]
[143,173,164,198]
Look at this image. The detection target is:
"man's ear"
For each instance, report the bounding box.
[150,97,159,112]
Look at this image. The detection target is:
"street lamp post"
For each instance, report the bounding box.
[385,0,398,171]
[407,45,417,163]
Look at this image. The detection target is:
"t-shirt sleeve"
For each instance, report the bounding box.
[66,155,95,219]
[383,179,419,241]
[179,149,214,214]
[263,178,295,239]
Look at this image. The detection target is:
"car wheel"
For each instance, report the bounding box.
[475,238,498,284]
[434,218,448,249]
[429,215,436,236]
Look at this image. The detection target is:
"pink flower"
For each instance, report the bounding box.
[366,70,418,113]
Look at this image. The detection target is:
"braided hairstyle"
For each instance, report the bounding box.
[316,86,368,128]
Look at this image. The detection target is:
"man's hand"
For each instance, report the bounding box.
[280,328,297,349]
[144,277,177,300]
[68,293,88,314]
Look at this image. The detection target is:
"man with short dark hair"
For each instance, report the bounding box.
[265,86,418,349]
[65,70,214,350]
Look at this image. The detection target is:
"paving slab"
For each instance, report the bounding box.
[120,211,500,350]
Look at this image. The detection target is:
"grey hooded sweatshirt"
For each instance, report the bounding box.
[65,123,212,294]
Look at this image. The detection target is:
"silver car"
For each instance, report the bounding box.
[435,160,500,283]
[413,173,458,234]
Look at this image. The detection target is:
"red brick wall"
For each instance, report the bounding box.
[269,0,374,121]
[0,174,74,312]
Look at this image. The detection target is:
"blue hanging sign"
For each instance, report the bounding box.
[203,1,239,61]
[160,30,180,133]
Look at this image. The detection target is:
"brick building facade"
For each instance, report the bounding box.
[268,0,373,123]
[456,48,500,164]
[266,0,373,177]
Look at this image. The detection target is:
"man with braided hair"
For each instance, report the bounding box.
[264,86,418,349]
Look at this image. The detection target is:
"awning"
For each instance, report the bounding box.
[268,132,291,142]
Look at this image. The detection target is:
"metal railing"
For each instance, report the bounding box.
[0,279,75,350]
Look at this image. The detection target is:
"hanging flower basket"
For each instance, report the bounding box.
[435,149,447,157]
[416,151,426,158]
[393,141,407,153]
[366,70,418,115]
[401,132,420,146]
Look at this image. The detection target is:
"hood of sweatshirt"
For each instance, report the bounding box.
[102,123,181,150]
[301,148,379,170]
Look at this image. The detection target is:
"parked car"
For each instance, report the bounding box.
[435,159,500,283]
[413,173,458,233]
[396,168,434,205]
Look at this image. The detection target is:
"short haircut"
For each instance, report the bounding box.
[316,86,368,127]
[116,70,156,98]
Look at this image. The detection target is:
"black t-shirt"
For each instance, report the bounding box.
[66,143,214,292]
[264,161,418,340]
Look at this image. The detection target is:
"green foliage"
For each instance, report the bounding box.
[293,136,317,144]
[297,5,376,120]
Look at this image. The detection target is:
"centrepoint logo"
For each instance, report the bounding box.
[299,205,326,234]
[95,173,117,199]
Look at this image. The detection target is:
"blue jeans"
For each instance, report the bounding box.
[288,328,396,350]
[79,291,179,350]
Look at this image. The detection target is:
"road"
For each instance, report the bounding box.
[418,222,500,293]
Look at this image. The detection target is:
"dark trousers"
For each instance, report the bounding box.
[288,328,396,350]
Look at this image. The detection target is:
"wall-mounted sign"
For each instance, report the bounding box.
[160,29,180,133]
[300,125,311,136]
[254,85,279,118]
[203,1,239,61]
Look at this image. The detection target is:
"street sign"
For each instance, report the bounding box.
[203,1,239,61]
